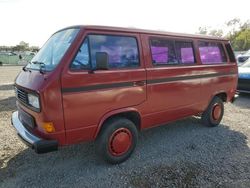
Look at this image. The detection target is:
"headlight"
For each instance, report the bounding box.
[28,93,40,109]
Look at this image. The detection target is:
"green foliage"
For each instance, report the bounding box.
[231,28,250,51]
[226,20,250,51]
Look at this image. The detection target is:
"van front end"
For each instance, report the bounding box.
[11,82,64,153]
[11,73,67,153]
[11,27,81,153]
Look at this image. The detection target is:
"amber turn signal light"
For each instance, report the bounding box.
[43,122,55,133]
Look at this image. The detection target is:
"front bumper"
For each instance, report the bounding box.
[11,111,58,154]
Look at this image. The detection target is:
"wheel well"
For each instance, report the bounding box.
[98,111,141,137]
[215,92,227,102]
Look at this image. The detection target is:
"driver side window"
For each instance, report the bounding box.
[71,38,90,70]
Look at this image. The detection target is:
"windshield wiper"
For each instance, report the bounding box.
[31,61,46,74]
[22,65,28,71]
[22,63,31,72]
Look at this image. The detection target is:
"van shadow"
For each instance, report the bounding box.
[1,117,249,187]
[0,84,14,91]
[233,93,250,109]
[0,96,16,112]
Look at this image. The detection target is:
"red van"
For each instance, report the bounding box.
[11,26,238,164]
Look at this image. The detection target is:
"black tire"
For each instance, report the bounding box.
[201,96,224,127]
[96,117,138,164]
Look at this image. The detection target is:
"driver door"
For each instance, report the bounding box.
[61,32,146,144]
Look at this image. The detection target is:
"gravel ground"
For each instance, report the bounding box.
[0,66,250,188]
[0,66,21,85]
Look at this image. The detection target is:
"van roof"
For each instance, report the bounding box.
[59,25,228,41]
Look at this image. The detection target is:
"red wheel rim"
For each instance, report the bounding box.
[212,103,222,121]
[108,128,132,156]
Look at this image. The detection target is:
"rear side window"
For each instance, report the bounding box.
[150,38,195,65]
[225,43,236,62]
[175,41,195,64]
[198,41,227,64]
[89,35,139,69]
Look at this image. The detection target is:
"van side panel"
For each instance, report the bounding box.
[62,70,146,144]
[194,41,238,109]
[198,64,237,107]
[138,35,238,129]
[139,34,202,129]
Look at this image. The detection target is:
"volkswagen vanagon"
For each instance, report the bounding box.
[11,26,238,164]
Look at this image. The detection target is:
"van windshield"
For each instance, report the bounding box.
[26,28,79,71]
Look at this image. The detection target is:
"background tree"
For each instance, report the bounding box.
[209,29,224,37]
[29,46,40,52]
[0,46,11,51]
[227,20,250,51]
[197,18,250,51]
[197,27,208,35]
[12,41,29,51]
[197,27,223,37]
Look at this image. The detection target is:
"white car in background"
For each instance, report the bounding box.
[237,49,250,64]
[237,59,250,93]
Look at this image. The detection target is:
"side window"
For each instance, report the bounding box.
[198,41,227,64]
[175,41,195,64]
[89,35,140,69]
[150,38,178,65]
[71,38,90,70]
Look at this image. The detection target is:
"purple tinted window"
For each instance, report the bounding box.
[151,46,168,63]
[89,35,139,69]
[199,42,226,64]
[100,46,121,63]
[175,41,195,64]
[150,39,177,65]
[181,48,194,63]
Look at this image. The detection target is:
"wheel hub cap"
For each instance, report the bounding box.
[109,128,132,156]
[212,103,222,120]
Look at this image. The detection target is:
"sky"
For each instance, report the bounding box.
[0,0,249,47]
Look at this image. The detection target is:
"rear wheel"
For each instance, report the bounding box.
[201,96,224,127]
[96,117,138,164]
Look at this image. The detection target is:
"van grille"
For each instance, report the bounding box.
[15,87,28,105]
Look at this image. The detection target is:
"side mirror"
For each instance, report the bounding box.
[96,52,109,70]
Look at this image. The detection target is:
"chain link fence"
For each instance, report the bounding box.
[0,53,34,66]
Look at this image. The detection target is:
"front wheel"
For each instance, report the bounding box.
[201,96,224,127]
[96,117,138,164]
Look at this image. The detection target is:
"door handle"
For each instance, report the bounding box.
[133,81,146,86]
